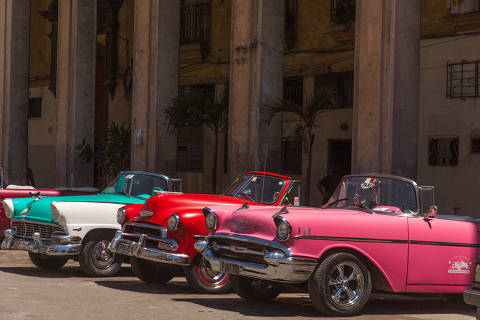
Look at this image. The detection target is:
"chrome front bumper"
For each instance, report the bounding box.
[108,230,190,266]
[195,235,317,283]
[1,229,82,256]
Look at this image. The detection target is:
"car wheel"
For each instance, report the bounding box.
[185,256,231,293]
[79,235,121,277]
[28,252,69,270]
[131,257,174,284]
[308,252,372,316]
[230,275,280,302]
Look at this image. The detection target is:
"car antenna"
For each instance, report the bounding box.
[261,146,268,203]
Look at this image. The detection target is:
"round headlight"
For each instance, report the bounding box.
[2,199,14,219]
[275,217,291,242]
[50,202,60,222]
[168,214,180,231]
[203,208,217,231]
[117,207,126,225]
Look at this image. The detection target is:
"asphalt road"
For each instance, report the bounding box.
[0,251,475,320]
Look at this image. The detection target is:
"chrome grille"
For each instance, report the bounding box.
[12,221,66,240]
[124,222,166,238]
[210,237,281,266]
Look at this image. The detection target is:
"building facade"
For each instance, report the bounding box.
[0,0,479,215]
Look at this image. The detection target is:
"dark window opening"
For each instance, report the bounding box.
[285,0,298,50]
[282,138,302,175]
[428,137,459,166]
[330,0,356,26]
[180,0,210,45]
[315,71,354,109]
[472,137,480,154]
[177,125,203,172]
[28,98,42,119]
[447,61,480,99]
[283,76,303,106]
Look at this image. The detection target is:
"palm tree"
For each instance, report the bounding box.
[165,88,228,194]
[267,92,334,205]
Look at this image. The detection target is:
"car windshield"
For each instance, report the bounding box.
[224,174,286,205]
[102,173,168,197]
[324,176,418,214]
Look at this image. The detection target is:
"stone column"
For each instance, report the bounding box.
[228,0,285,180]
[130,0,180,177]
[55,0,97,187]
[0,1,30,185]
[352,0,420,179]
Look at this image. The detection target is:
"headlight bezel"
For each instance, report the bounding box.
[2,199,14,219]
[117,207,127,225]
[273,216,292,242]
[167,213,180,231]
[203,207,217,232]
[50,202,61,222]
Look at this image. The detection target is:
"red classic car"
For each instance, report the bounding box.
[109,171,300,293]
[196,174,480,316]
[0,187,96,239]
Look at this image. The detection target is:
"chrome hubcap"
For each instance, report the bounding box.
[199,258,228,286]
[327,261,365,307]
[92,240,114,269]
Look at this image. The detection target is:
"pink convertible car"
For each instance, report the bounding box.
[195,174,480,316]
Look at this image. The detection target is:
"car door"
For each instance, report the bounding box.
[407,215,480,287]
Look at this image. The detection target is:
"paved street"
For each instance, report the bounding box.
[0,251,475,320]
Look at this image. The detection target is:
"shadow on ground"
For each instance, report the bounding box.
[0,266,134,279]
[171,294,475,318]
[95,279,196,295]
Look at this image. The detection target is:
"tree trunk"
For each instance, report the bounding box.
[305,133,315,205]
[212,130,218,194]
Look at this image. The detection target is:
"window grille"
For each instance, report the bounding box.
[472,137,480,154]
[330,0,356,26]
[180,1,210,45]
[446,61,480,98]
[315,72,354,109]
[428,137,459,166]
[283,76,303,106]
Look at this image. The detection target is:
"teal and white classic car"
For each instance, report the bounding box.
[1,171,181,276]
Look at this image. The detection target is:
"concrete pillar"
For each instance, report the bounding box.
[0,1,30,185]
[131,0,180,177]
[56,0,97,187]
[352,0,420,179]
[228,0,285,180]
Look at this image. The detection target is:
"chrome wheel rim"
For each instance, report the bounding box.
[327,261,365,308]
[198,258,228,286]
[92,240,114,269]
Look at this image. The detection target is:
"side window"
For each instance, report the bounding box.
[280,181,301,206]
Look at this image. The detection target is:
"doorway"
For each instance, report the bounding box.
[327,139,352,177]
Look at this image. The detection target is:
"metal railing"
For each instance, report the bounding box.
[180,2,210,44]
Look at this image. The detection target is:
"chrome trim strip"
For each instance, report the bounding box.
[294,235,408,244]
[210,233,292,256]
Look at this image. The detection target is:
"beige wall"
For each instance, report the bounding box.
[418,35,480,217]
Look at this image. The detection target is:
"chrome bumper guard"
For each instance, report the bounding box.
[195,234,317,283]
[1,229,82,256]
[108,230,190,266]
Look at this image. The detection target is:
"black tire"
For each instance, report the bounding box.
[185,256,231,293]
[79,235,121,277]
[308,252,372,316]
[230,275,280,302]
[131,257,175,284]
[28,252,69,270]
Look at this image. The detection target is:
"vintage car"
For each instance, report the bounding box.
[196,174,480,316]
[0,186,96,240]
[1,171,180,277]
[463,257,480,318]
[109,171,300,293]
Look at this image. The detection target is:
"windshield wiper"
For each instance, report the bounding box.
[358,200,374,214]
[323,197,349,208]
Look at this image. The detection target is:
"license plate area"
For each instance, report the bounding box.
[12,240,30,250]
[220,260,240,274]
[117,242,132,255]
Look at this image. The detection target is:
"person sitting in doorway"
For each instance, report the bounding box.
[317,167,341,205]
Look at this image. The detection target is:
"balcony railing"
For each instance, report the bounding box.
[180,2,211,45]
